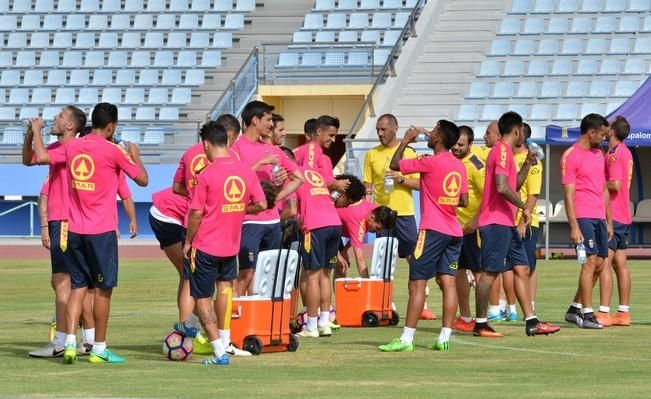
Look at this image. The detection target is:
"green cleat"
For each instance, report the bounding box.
[193,333,213,355]
[378,338,414,352]
[62,344,77,364]
[427,340,450,351]
[88,349,126,364]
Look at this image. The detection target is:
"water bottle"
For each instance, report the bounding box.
[383,157,394,194]
[417,130,428,142]
[271,161,283,186]
[526,139,545,161]
[576,243,587,265]
[24,119,52,136]
[330,191,341,201]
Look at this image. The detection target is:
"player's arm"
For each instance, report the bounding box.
[183,209,203,258]
[172,181,188,197]
[496,174,529,224]
[363,152,373,198]
[458,192,469,208]
[516,152,535,191]
[252,153,278,171]
[604,185,613,240]
[563,184,583,244]
[126,143,148,187]
[22,126,35,166]
[279,198,297,222]
[38,193,50,250]
[606,179,621,192]
[352,246,368,277]
[30,118,52,165]
[389,128,419,171]
[275,169,304,203]
[121,198,138,238]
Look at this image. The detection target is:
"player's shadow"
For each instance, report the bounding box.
[110,343,169,361]
[0,341,56,359]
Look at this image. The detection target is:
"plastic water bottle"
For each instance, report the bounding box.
[330,191,341,201]
[24,119,52,136]
[576,243,587,265]
[417,130,428,142]
[383,157,394,194]
[271,161,283,186]
[526,139,545,161]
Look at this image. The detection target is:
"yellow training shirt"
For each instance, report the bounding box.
[514,151,543,228]
[456,153,485,227]
[471,145,491,164]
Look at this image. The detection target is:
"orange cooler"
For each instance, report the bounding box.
[335,278,399,327]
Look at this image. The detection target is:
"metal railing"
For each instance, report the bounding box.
[207,46,259,121]
[0,201,38,237]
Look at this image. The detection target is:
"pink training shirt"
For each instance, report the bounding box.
[561,143,606,220]
[296,167,341,233]
[400,151,467,237]
[152,187,188,225]
[231,134,298,223]
[64,134,142,235]
[337,199,377,248]
[173,143,209,201]
[606,143,633,225]
[478,141,518,228]
[294,142,335,183]
[38,142,71,221]
[189,157,265,257]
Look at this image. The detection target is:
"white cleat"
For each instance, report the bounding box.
[296,326,319,338]
[225,344,252,357]
[28,343,64,358]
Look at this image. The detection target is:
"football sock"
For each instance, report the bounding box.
[599,306,610,313]
[307,316,318,331]
[53,331,66,348]
[65,334,76,347]
[531,301,535,311]
[583,307,594,315]
[460,316,473,323]
[498,299,507,312]
[508,304,517,314]
[488,305,500,315]
[400,327,416,344]
[83,328,95,345]
[210,339,226,357]
[525,315,538,328]
[218,329,230,347]
[568,302,582,314]
[618,305,630,313]
[92,341,106,354]
[318,311,330,328]
[437,327,452,343]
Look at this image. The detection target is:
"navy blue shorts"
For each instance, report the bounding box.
[523,226,540,272]
[48,220,73,274]
[238,223,281,270]
[148,213,185,249]
[479,224,529,273]
[608,221,630,251]
[409,230,462,280]
[458,232,481,272]
[377,215,417,258]
[301,226,342,271]
[578,218,609,258]
[186,249,237,298]
[67,231,119,289]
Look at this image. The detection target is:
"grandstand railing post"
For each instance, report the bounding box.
[29,201,34,237]
[409,15,417,38]
[367,95,376,118]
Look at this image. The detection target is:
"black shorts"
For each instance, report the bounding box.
[479,224,529,273]
[148,213,185,249]
[409,230,462,280]
[67,231,119,289]
[458,232,481,272]
[608,221,630,251]
[186,249,237,298]
[578,218,609,258]
[301,226,342,271]
[48,220,73,274]
[522,226,540,272]
[377,215,417,258]
[238,223,281,270]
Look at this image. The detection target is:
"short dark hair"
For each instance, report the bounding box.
[610,116,630,141]
[523,123,532,140]
[91,102,118,129]
[336,174,364,203]
[498,111,523,136]
[371,206,397,231]
[199,121,227,146]
[580,113,609,135]
[437,119,460,150]
[272,113,285,127]
[459,125,474,144]
[279,145,295,161]
[304,118,317,136]
[241,100,274,127]
[315,115,340,131]
[65,106,87,134]
[215,113,241,135]
[377,113,398,127]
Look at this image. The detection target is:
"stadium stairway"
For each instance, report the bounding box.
[182,0,316,123]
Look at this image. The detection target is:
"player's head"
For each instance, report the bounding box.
[609,115,630,142]
[241,100,274,137]
[452,125,474,159]
[279,145,296,163]
[580,113,609,149]
[430,119,460,150]
[498,111,525,146]
[304,118,317,141]
[260,180,277,210]
[200,121,227,160]
[367,206,397,233]
[314,115,339,149]
[271,113,286,146]
[52,105,86,137]
[333,174,364,207]
[483,120,501,148]
[215,113,241,147]
[91,102,118,139]
[516,123,532,149]
[376,113,398,146]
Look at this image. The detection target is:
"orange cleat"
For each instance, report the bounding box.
[611,311,631,326]
[453,317,475,333]
[595,312,613,327]
[419,308,437,320]
[473,324,504,338]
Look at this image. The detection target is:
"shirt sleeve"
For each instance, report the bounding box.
[494,143,510,177]
[607,153,624,182]
[48,145,66,166]
[399,157,428,175]
[189,173,208,211]
[277,147,298,175]
[320,155,336,183]
[349,218,366,248]
[402,147,420,179]
[526,162,543,196]
[173,156,186,184]
[111,144,142,180]
[363,150,373,184]
[561,149,576,185]
[117,173,132,200]
[246,169,266,204]
[459,166,469,195]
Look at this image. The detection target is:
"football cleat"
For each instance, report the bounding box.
[427,340,449,351]
[295,326,319,338]
[173,321,198,338]
[581,315,603,330]
[564,312,583,328]
[62,344,77,364]
[473,324,504,338]
[28,343,64,358]
[611,312,631,326]
[526,321,561,336]
[225,344,252,357]
[378,338,414,352]
[318,325,332,337]
[595,312,612,327]
[88,349,126,364]
[419,308,437,320]
[452,317,475,333]
[76,342,93,356]
[202,354,229,366]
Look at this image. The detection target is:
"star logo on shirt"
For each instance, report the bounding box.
[223,176,246,203]
[304,170,324,187]
[442,172,462,197]
[190,154,209,176]
[70,154,95,181]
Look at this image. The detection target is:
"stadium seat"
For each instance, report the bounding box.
[550,59,573,75]
[316,31,336,43]
[125,88,145,104]
[527,60,548,76]
[0,107,15,120]
[93,70,113,85]
[610,38,630,54]
[394,12,410,27]
[178,51,198,67]
[35,0,54,12]
[515,81,537,98]
[315,0,335,10]
[633,199,651,222]
[327,14,347,29]
[371,12,392,28]
[145,32,165,48]
[169,0,188,11]
[139,70,159,86]
[147,0,166,11]
[293,31,312,43]
[154,51,174,67]
[549,201,567,223]
[80,0,99,12]
[493,82,514,98]
[633,37,651,54]
[535,199,553,222]
[20,16,40,31]
[585,38,608,54]
[9,88,29,104]
[566,81,589,97]
[214,0,233,10]
[54,88,75,104]
[43,15,63,30]
[339,31,358,42]
[614,81,639,97]
[548,17,569,34]
[189,32,210,48]
[642,16,651,32]
[529,104,552,120]
[630,0,651,11]
[561,39,583,55]
[349,13,369,29]
[57,0,76,11]
[338,0,357,8]
[88,15,108,30]
[617,16,640,33]
[179,14,199,30]
[70,70,90,85]
[8,33,27,48]
[489,40,510,56]
[116,70,136,85]
[16,51,36,67]
[171,88,191,104]
[78,88,98,104]
[76,33,97,49]
[117,107,132,120]
[24,70,44,85]
[540,81,562,98]
[599,59,620,75]
[143,128,166,143]
[479,60,501,76]
[148,88,168,104]
[304,14,324,29]
[383,0,402,8]
[594,16,617,34]
[571,17,592,34]
[457,104,479,121]
[361,31,381,44]
[48,70,68,85]
[134,15,153,29]
[162,70,182,85]
[185,70,204,85]
[347,51,369,65]
[503,60,525,76]
[538,39,559,55]
[511,0,531,13]
[623,59,646,74]
[499,18,520,35]
[322,52,343,66]
[481,104,505,121]
[383,30,402,46]
[1,71,20,86]
[159,108,179,121]
[277,52,299,68]
[467,82,489,99]
[30,33,50,49]
[110,15,130,30]
[19,107,40,119]
[589,81,611,97]
[84,51,105,67]
[131,51,151,67]
[604,0,626,12]
[236,0,255,11]
[361,0,380,8]
[580,103,605,116]
[225,14,245,29]
[99,33,119,49]
[533,0,554,13]
[582,0,604,12]
[577,59,599,75]
[556,103,579,120]
[0,51,12,67]
[32,88,52,104]
[102,0,120,11]
[523,18,544,35]
[374,49,390,65]
[301,52,322,66]
[157,14,176,30]
[106,51,127,67]
[42,107,59,120]
[122,33,141,48]
[39,51,59,67]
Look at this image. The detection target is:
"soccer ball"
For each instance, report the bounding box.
[162,331,193,361]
